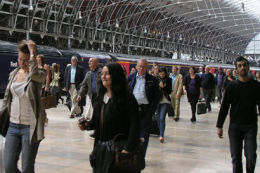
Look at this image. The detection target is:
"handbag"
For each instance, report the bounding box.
[98,104,145,172]
[41,92,56,109]
[113,134,145,172]
[0,106,10,137]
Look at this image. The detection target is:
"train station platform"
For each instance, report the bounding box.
[1,97,260,173]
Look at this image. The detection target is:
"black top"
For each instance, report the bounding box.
[184,74,201,100]
[158,76,172,102]
[216,79,260,128]
[87,92,140,152]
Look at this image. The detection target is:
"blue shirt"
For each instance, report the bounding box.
[70,66,76,83]
[91,70,98,94]
[171,74,177,88]
[133,74,149,105]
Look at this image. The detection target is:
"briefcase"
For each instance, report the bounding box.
[197,102,207,115]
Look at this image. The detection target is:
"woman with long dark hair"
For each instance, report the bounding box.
[183,66,202,122]
[79,63,141,173]
[156,67,172,143]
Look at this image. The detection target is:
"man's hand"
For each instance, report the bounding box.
[77,95,81,102]
[217,128,223,138]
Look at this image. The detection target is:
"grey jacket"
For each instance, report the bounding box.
[78,67,102,99]
[2,59,46,144]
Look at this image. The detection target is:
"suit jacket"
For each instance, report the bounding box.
[78,67,102,99]
[171,74,183,99]
[2,59,46,144]
[127,72,160,114]
[64,65,84,91]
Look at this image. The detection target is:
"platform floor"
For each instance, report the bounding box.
[1,97,260,173]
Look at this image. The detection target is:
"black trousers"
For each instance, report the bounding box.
[203,89,214,111]
[228,123,257,173]
[138,104,151,158]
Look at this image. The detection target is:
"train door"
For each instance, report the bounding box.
[117,61,130,76]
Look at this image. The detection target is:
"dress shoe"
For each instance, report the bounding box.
[190,118,196,122]
[174,117,179,122]
[89,133,95,139]
[69,115,75,119]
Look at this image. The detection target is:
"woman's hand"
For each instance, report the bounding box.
[121,149,129,154]
[27,40,37,58]
[159,81,164,88]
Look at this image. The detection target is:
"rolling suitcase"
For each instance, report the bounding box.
[197,101,207,115]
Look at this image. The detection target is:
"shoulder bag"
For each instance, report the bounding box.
[0,106,10,137]
[99,103,145,172]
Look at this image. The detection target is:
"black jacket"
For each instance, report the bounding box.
[64,65,84,91]
[158,76,172,102]
[127,72,160,114]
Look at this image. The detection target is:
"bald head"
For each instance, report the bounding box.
[136,58,148,76]
[89,58,99,71]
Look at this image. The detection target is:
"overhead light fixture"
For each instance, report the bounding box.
[29,0,33,11]
[78,11,82,19]
[115,19,119,28]
[241,2,245,12]
[167,32,170,39]
[179,34,182,41]
[144,26,147,34]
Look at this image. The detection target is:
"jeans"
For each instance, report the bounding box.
[156,103,169,137]
[228,123,257,173]
[4,123,40,173]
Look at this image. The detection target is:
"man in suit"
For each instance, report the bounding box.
[77,58,102,109]
[201,66,215,112]
[128,58,160,157]
[170,66,183,122]
[64,56,84,118]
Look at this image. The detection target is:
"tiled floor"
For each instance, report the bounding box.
[1,97,260,173]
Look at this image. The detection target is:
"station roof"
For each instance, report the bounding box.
[0,0,259,53]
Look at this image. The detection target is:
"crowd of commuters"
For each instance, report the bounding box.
[1,40,260,173]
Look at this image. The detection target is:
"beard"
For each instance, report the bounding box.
[238,69,248,77]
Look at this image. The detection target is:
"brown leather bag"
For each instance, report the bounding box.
[0,106,10,137]
[41,94,56,109]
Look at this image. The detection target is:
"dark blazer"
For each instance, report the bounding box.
[64,65,84,91]
[78,67,102,99]
[127,72,160,114]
